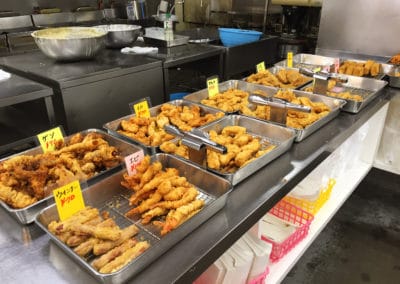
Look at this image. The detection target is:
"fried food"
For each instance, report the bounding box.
[389,53,400,64]
[47,206,146,273]
[117,103,224,146]
[246,69,311,88]
[161,126,276,173]
[339,60,381,77]
[99,241,150,274]
[0,133,122,209]
[122,157,205,234]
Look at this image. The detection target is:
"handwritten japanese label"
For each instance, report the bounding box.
[37,127,64,152]
[124,150,145,176]
[207,76,219,98]
[287,52,293,68]
[53,180,85,221]
[133,100,151,118]
[256,61,266,72]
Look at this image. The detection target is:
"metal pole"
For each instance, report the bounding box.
[262,0,269,33]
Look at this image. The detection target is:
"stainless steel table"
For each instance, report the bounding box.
[0,87,394,283]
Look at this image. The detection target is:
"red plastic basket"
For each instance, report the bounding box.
[247,267,269,284]
[261,200,314,263]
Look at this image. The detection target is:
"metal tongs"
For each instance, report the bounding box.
[164,124,227,167]
[248,94,311,125]
[299,68,348,95]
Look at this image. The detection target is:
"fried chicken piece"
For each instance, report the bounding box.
[99,241,150,274]
[370,62,380,77]
[0,184,38,209]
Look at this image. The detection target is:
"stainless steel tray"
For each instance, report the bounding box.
[275,53,338,72]
[35,154,232,284]
[183,80,282,114]
[301,74,388,113]
[338,58,394,80]
[143,34,189,47]
[192,115,296,185]
[243,66,313,90]
[183,80,345,141]
[103,100,225,155]
[0,129,142,224]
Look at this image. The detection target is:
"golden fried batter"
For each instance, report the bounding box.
[339,60,381,77]
[246,69,311,88]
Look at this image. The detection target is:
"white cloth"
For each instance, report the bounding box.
[121,46,158,54]
[0,69,11,82]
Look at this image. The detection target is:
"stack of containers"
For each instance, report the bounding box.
[259,200,314,263]
[194,232,272,284]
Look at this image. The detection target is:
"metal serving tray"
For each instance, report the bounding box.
[0,129,142,224]
[301,74,388,113]
[190,115,296,185]
[143,34,189,47]
[386,66,400,88]
[275,53,338,72]
[184,80,281,114]
[35,154,232,284]
[183,80,345,141]
[243,66,313,90]
[103,100,225,155]
[338,58,394,80]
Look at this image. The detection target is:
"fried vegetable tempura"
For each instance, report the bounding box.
[339,60,381,77]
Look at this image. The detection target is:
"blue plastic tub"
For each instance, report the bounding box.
[169,92,189,101]
[218,28,262,47]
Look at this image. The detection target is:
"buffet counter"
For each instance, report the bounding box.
[0,82,394,283]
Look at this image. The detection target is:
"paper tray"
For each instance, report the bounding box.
[103,100,225,155]
[274,53,338,72]
[0,129,143,224]
[35,153,232,284]
[183,80,345,142]
[243,66,313,90]
[300,74,387,113]
[164,115,296,185]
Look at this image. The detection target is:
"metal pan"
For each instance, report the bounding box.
[274,53,339,72]
[35,154,232,284]
[103,100,225,155]
[300,74,388,113]
[162,115,296,185]
[338,58,394,80]
[0,129,142,224]
[183,80,345,141]
[243,66,313,90]
[386,66,400,88]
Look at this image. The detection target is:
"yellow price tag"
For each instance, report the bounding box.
[256,61,266,72]
[313,67,321,73]
[133,100,150,118]
[37,127,64,152]
[287,52,293,68]
[207,77,219,98]
[53,180,85,221]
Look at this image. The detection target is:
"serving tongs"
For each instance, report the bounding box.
[248,94,311,125]
[299,68,348,95]
[164,124,227,167]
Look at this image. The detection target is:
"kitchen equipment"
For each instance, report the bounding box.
[0,129,143,224]
[36,153,232,284]
[218,28,262,47]
[143,34,189,47]
[31,27,107,61]
[96,24,142,48]
[275,53,339,72]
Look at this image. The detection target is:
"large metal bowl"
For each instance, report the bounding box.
[31,27,108,61]
[96,24,142,48]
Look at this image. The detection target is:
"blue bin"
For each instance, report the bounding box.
[218,28,262,47]
[169,92,189,101]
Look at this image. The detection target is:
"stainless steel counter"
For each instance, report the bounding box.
[0,87,395,283]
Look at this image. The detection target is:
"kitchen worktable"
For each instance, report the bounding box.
[0,86,394,283]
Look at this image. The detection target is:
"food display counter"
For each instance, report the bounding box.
[0,81,394,283]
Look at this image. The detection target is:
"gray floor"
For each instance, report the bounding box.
[282,168,400,284]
